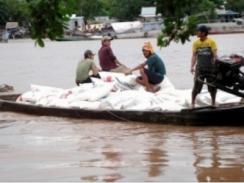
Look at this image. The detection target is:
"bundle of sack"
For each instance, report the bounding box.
[17,72,241,111]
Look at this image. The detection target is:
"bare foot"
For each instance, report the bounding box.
[146,87,154,92]
[152,86,161,93]
[146,86,161,93]
[212,103,218,108]
[190,103,195,109]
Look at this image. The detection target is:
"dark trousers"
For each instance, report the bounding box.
[77,74,101,85]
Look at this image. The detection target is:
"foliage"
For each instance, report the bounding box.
[26,0,75,47]
[225,0,244,13]
[0,0,8,26]
[72,0,155,21]
[24,0,155,46]
[156,0,224,47]
[107,0,155,21]
[0,0,29,27]
[1,0,230,47]
[73,0,103,20]
[157,16,198,47]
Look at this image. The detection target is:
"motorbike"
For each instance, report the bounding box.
[199,54,244,97]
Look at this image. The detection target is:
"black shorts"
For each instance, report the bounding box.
[192,68,217,95]
[78,74,101,84]
[142,69,164,84]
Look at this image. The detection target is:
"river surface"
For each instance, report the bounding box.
[0,35,244,181]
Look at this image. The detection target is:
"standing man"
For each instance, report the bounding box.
[126,42,166,93]
[191,25,218,108]
[98,36,130,73]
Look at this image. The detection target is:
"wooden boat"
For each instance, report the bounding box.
[55,36,85,41]
[55,35,102,41]
[0,93,243,126]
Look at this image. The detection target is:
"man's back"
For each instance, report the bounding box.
[98,45,117,71]
[76,59,94,82]
[146,54,166,77]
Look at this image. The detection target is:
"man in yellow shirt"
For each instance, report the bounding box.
[191,25,218,108]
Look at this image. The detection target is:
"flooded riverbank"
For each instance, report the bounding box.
[0,35,244,181]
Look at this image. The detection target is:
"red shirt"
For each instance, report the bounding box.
[98,45,117,71]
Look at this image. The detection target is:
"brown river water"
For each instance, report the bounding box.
[0,35,244,181]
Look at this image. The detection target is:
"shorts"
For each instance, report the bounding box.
[192,68,217,95]
[141,68,164,85]
[77,74,101,84]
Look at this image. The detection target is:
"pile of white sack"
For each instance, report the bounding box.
[16,72,241,111]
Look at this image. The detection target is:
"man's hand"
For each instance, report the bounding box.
[190,66,195,74]
[125,69,132,75]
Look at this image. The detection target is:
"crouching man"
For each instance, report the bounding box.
[125,42,166,93]
[75,50,100,85]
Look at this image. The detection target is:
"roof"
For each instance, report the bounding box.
[216,9,240,16]
[5,22,19,29]
[111,21,143,33]
[140,7,157,17]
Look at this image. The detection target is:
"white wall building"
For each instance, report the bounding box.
[66,15,85,32]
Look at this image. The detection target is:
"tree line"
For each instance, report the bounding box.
[0,0,158,26]
[0,0,243,47]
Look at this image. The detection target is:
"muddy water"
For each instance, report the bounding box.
[0,35,244,181]
[0,112,243,182]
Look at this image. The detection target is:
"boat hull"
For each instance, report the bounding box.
[0,94,243,126]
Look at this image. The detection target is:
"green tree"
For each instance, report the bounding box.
[225,0,244,13]
[23,0,224,47]
[99,0,113,17]
[26,0,75,47]
[156,0,224,47]
[24,0,156,46]
[5,0,29,26]
[0,0,29,27]
[74,0,155,21]
[0,0,8,26]
[107,0,155,21]
[73,0,103,20]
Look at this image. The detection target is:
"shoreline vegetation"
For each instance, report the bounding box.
[1,0,244,47]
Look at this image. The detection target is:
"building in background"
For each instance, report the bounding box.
[139,7,164,37]
[65,15,85,34]
[216,9,241,22]
[5,22,24,39]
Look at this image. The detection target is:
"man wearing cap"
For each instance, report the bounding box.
[191,25,218,108]
[75,50,100,85]
[98,36,130,73]
[126,42,166,93]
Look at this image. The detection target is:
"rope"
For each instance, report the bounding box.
[104,109,132,122]
[197,74,217,87]
[74,108,132,122]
